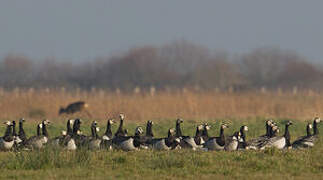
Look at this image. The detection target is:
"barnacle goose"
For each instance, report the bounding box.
[175,119,200,150]
[18,118,27,145]
[194,124,204,145]
[202,123,211,143]
[112,126,146,151]
[246,120,275,149]
[60,118,84,150]
[225,131,242,151]
[100,118,115,150]
[203,123,229,151]
[102,118,115,141]
[151,128,181,150]
[51,119,74,147]
[0,121,15,151]
[292,117,321,148]
[144,120,154,144]
[87,121,102,150]
[237,125,248,149]
[259,121,293,150]
[12,121,21,148]
[25,119,51,149]
[114,113,126,137]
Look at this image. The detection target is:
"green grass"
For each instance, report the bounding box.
[0,118,322,180]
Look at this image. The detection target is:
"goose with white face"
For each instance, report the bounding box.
[68,119,75,126]
[43,119,50,125]
[197,124,204,131]
[309,124,313,129]
[135,126,144,135]
[119,113,125,120]
[109,119,115,124]
[314,117,321,123]
[4,121,12,126]
[205,124,211,130]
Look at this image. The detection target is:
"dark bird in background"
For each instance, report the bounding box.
[59,101,91,117]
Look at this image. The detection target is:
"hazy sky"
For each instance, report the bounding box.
[1,1,323,63]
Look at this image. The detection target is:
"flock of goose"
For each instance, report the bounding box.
[0,114,321,152]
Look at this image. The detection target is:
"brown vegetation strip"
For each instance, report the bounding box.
[0,90,321,123]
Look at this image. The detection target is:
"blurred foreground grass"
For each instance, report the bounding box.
[0,118,321,180]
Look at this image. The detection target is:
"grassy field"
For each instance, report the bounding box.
[0,117,322,180]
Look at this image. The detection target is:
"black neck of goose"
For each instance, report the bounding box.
[37,125,41,136]
[104,121,113,137]
[18,121,26,140]
[306,125,312,137]
[313,121,319,135]
[269,126,274,137]
[67,121,72,135]
[4,125,12,138]
[175,122,182,137]
[42,122,48,137]
[120,119,123,128]
[146,123,154,137]
[202,127,209,137]
[72,120,81,135]
[166,132,175,147]
[284,124,291,146]
[195,127,202,137]
[91,125,96,138]
[12,121,17,136]
[266,124,270,136]
[135,131,141,137]
[220,127,225,142]
[117,119,124,133]
[240,127,246,142]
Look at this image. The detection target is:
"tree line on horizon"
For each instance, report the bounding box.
[0,40,322,92]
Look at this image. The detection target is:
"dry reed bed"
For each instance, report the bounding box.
[0,89,322,123]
